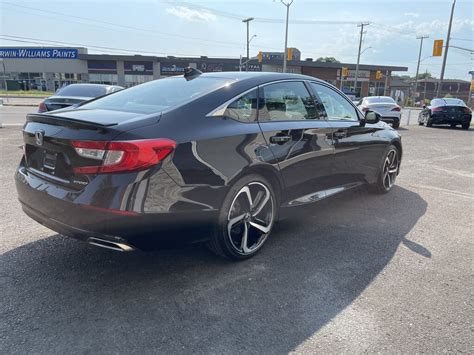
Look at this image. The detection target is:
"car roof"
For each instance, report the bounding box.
[63,83,120,88]
[186,71,324,84]
[365,96,393,100]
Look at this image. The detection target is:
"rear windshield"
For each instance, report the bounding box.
[431,98,465,106]
[366,97,396,104]
[80,77,234,114]
[56,85,108,97]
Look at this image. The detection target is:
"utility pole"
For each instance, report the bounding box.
[242,17,254,72]
[413,35,429,105]
[354,22,369,97]
[0,59,8,103]
[437,0,456,97]
[280,0,293,73]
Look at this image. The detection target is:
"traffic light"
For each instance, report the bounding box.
[375,70,382,80]
[257,51,263,63]
[341,67,349,77]
[433,39,443,57]
[287,47,293,61]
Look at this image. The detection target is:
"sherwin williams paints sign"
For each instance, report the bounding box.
[0,48,78,59]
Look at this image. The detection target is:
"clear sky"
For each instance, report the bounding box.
[1,0,472,79]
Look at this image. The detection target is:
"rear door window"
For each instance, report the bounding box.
[224,89,258,122]
[259,81,322,121]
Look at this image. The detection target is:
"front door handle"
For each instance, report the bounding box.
[270,135,291,144]
[333,130,347,139]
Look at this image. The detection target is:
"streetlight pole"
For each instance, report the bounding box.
[242,17,254,72]
[354,22,369,97]
[413,35,429,105]
[0,59,8,103]
[437,0,456,98]
[280,0,293,73]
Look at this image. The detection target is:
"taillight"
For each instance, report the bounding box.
[463,107,472,114]
[72,139,176,174]
[391,106,401,112]
[38,102,47,112]
[361,106,369,112]
[432,106,443,112]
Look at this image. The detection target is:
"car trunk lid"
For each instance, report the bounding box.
[22,109,154,189]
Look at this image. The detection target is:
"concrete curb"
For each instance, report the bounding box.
[2,103,38,107]
[0,95,49,99]
[0,123,24,128]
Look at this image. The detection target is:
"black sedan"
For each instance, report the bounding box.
[38,83,123,113]
[16,70,402,259]
[418,98,472,129]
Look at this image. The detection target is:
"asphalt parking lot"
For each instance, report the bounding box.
[0,106,472,353]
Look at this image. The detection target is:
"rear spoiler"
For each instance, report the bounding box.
[26,113,116,129]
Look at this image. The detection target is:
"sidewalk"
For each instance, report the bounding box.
[0,96,44,107]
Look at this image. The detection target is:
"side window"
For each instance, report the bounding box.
[310,83,359,121]
[260,81,319,121]
[224,89,258,122]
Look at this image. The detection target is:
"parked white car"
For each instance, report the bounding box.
[357,96,402,128]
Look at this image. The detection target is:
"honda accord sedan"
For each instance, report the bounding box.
[16,70,402,259]
[38,83,123,113]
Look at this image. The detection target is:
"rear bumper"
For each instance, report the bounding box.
[15,165,218,249]
[431,113,471,125]
[380,116,400,124]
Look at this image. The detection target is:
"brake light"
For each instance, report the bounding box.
[432,106,444,112]
[38,102,47,112]
[391,106,401,112]
[463,107,472,114]
[72,139,176,174]
[361,106,369,112]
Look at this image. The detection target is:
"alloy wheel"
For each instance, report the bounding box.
[227,182,274,255]
[382,149,399,190]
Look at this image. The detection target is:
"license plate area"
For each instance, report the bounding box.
[43,151,58,171]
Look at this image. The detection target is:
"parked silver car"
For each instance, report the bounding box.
[38,84,123,112]
[357,96,401,128]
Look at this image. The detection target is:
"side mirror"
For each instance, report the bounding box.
[364,110,381,124]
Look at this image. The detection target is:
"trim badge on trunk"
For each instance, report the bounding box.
[35,130,44,146]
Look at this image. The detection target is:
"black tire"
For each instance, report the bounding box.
[370,145,400,194]
[207,174,277,260]
[462,122,470,130]
[392,121,400,129]
[426,116,433,127]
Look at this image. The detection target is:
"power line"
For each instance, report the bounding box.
[450,37,473,42]
[168,1,361,25]
[0,35,237,58]
[0,1,283,51]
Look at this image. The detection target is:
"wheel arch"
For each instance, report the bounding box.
[227,164,284,209]
[391,139,402,160]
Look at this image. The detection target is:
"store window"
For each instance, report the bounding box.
[124,74,154,87]
[369,82,386,96]
[89,73,118,85]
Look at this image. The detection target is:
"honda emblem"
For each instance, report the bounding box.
[35,130,44,146]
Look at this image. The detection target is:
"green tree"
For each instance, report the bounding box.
[316,57,340,63]
[416,71,432,80]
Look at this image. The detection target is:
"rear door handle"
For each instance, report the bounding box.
[270,135,291,144]
[333,130,347,139]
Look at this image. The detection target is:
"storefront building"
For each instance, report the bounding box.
[0,46,407,98]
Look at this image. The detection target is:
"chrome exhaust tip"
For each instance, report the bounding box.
[87,237,135,252]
